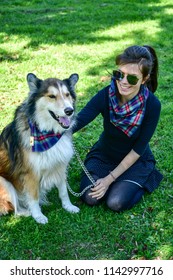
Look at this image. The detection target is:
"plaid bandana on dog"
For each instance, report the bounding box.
[29,120,63,152]
[109,79,149,137]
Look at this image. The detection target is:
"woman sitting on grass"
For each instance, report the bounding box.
[73,45,163,211]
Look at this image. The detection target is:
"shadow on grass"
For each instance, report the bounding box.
[0,0,172,49]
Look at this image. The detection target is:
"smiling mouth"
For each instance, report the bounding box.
[119,84,131,91]
[49,110,71,129]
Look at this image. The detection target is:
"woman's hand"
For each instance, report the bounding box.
[88,175,113,200]
[87,149,140,200]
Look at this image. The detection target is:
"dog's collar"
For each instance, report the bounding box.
[29,120,63,152]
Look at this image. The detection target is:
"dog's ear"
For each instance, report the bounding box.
[69,73,79,88]
[27,73,43,93]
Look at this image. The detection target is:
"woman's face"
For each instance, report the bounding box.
[116,63,147,102]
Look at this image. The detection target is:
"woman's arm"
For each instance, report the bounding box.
[89,149,140,199]
[73,87,107,133]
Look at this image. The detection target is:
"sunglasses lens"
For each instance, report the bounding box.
[127,75,139,85]
[113,70,123,81]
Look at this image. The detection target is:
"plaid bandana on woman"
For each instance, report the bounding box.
[109,79,149,137]
[29,120,63,152]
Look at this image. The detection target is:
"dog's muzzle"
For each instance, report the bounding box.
[49,108,74,129]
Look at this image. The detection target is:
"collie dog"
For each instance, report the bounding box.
[0,73,80,224]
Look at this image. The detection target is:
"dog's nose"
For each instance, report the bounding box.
[64,107,74,116]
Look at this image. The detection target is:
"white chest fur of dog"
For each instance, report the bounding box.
[28,133,79,224]
[29,133,73,179]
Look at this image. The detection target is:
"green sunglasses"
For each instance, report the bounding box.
[113,70,141,85]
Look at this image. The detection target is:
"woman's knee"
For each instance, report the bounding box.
[106,180,145,212]
[81,189,100,206]
[80,173,100,206]
[106,196,125,212]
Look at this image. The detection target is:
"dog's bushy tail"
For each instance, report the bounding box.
[0,199,14,215]
[0,177,30,217]
[0,177,18,215]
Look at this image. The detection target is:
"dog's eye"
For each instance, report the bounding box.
[48,95,56,99]
[65,93,70,97]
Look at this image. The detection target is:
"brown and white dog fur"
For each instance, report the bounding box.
[0,73,80,224]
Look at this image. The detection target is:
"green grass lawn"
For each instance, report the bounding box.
[0,0,172,260]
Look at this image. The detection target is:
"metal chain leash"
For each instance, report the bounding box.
[66,181,93,197]
[66,142,97,197]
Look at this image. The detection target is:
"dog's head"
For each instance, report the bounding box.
[26,73,79,133]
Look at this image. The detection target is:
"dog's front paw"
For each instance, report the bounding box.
[34,214,48,224]
[63,204,80,213]
[70,205,80,213]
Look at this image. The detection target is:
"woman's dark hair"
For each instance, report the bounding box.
[115,45,158,93]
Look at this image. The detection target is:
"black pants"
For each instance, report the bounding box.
[80,173,145,212]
